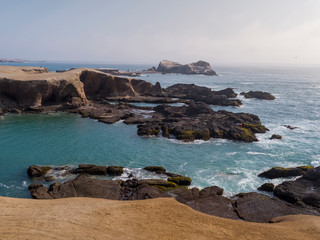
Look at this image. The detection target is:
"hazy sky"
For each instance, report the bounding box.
[1,0,320,64]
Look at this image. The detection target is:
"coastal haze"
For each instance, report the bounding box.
[1,0,320,65]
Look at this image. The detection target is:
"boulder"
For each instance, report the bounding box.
[74,164,107,175]
[234,192,316,223]
[173,187,238,220]
[258,166,314,179]
[270,134,282,140]
[167,176,192,186]
[29,175,122,200]
[273,167,320,208]
[144,166,167,174]
[240,91,275,100]
[27,165,52,181]
[157,60,217,76]
[258,183,275,192]
[107,166,124,176]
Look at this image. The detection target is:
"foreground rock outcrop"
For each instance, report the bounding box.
[157,60,217,76]
[27,165,320,223]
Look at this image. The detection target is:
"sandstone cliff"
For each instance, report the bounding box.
[0,66,162,108]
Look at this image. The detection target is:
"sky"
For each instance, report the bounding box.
[1,0,320,65]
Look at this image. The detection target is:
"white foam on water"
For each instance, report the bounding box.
[226,152,238,156]
[22,181,27,187]
[112,168,168,181]
[0,183,23,190]
[246,151,277,157]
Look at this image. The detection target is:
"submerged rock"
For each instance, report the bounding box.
[240,91,275,100]
[270,134,282,140]
[157,60,217,76]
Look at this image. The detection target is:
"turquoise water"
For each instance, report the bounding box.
[1,62,320,198]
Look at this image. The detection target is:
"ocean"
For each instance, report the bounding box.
[0,62,319,198]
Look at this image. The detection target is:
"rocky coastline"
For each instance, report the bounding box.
[27,164,320,223]
[0,65,275,142]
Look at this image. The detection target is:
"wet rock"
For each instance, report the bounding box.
[258,183,275,192]
[258,166,314,179]
[138,179,178,191]
[137,103,267,142]
[107,166,124,176]
[144,166,167,174]
[167,176,192,186]
[270,134,282,140]
[157,60,217,76]
[74,164,107,175]
[240,91,275,100]
[274,167,320,208]
[283,125,298,130]
[234,192,316,223]
[27,165,52,181]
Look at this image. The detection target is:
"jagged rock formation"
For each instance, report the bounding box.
[164,84,241,106]
[240,91,275,100]
[157,60,217,76]
[28,165,320,223]
[0,66,268,142]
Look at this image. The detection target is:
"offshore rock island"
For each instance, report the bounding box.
[0,65,268,142]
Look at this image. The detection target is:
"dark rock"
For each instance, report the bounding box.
[28,183,43,191]
[27,165,52,180]
[167,176,192,186]
[283,125,298,130]
[258,166,314,179]
[258,183,275,192]
[107,166,124,176]
[164,84,241,106]
[240,91,275,100]
[274,178,320,208]
[270,134,282,140]
[136,103,267,142]
[199,186,224,197]
[134,184,171,200]
[74,164,107,175]
[174,187,238,220]
[144,166,167,174]
[273,167,320,208]
[157,60,217,76]
[234,192,317,223]
[138,179,178,191]
[302,166,320,181]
